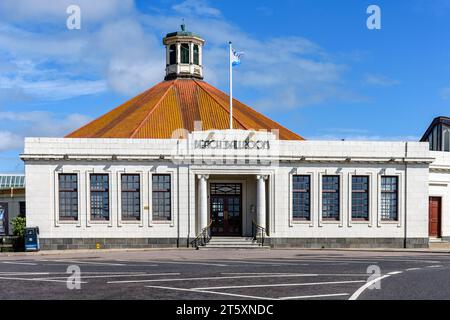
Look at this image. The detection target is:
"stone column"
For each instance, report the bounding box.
[256,175,268,233]
[198,174,209,231]
[176,43,181,64]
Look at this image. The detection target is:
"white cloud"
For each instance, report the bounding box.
[0,0,360,107]
[0,131,23,152]
[364,74,400,87]
[173,0,221,18]
[0,0,135,23]
[0,111,92,151]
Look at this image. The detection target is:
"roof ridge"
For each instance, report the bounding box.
[193,79,248,130]
[130,80,176,138]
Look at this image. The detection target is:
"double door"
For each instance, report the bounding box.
[210,194,242,236]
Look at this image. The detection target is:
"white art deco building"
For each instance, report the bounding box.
[21,26,450,250]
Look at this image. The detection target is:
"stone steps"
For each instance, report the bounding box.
[201,236,269,249]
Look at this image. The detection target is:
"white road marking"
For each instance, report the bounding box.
[114,260,228,267]
[427,265,443,268]
[406,268,421,271]
[108,274,320,284]
[0,276,87,284]
[146,286,275,300]
[212,260,298,266]
[348,275,391,300]
[44,260,126,266]
[279,293,349,300]
[0,272,50,276]
[388,271,403,275]
[45,273,180,280]
[193,280,365,290]
[221,272,370,277]
[1,261,38,266]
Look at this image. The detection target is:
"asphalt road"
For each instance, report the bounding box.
[0,249,449,300]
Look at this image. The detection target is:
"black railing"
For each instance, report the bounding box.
[252,219,266,247]
[190,221,213,250]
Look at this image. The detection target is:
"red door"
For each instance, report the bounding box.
[429,197,442,237]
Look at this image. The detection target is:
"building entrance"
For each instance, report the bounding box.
[210,183,242,236]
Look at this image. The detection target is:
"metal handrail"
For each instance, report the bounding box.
[252,219,266,247]
[190,220,213,250]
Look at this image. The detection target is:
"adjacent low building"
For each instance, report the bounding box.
[0,174,26,236]
[20,26,449,250]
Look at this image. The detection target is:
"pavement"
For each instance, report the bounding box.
[1,248,450,300]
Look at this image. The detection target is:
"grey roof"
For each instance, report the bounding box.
[0,175,25,190]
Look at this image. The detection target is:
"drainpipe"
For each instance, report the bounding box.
[177,165,180,248]
[404,142,408,249]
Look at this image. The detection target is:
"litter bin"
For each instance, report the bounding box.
[25,227,40,252]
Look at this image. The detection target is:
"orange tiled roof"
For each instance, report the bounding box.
[66,79,304,140]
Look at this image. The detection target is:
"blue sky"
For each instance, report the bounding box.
[1,0,450,172]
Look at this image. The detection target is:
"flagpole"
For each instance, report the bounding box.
[229,41,233,130]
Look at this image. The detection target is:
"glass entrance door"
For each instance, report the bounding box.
[210,184,242,236]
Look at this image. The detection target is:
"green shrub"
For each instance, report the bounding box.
[12,217,26,238]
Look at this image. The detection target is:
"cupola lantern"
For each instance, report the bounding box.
[163,24,205,80]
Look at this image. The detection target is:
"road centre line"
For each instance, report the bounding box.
[193,280,366,290]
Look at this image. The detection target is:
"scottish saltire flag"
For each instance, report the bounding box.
[231,49,244,67]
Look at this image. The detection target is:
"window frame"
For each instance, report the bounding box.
[292,175,311,221]
[58,173,79,222]
[193,44,199,65]
[151,174,172,223]
[320,174,341,222]
[180,43,190,64]
[169,44,176,65]
[121,174,141,222]
[89,173,110,222]
[351,175,370,222]
[380,176,399,222]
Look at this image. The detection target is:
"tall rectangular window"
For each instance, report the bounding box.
[352,176,369,221]
[193,44,199,65]
[121,174,141,221]
[169,44,176,65]
[181,43,190,64]
[381,176,398,221]
[58,174,78,221]
[152,174,171,221]
[322,175,340,220]
[90,174,109,221]
[292,175,311,220]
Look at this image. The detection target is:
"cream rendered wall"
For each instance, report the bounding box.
[23,135,432,242]
[271,163,429,240]
[25,161,194,239]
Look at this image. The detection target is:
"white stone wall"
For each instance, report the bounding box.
[22,134,432,242]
